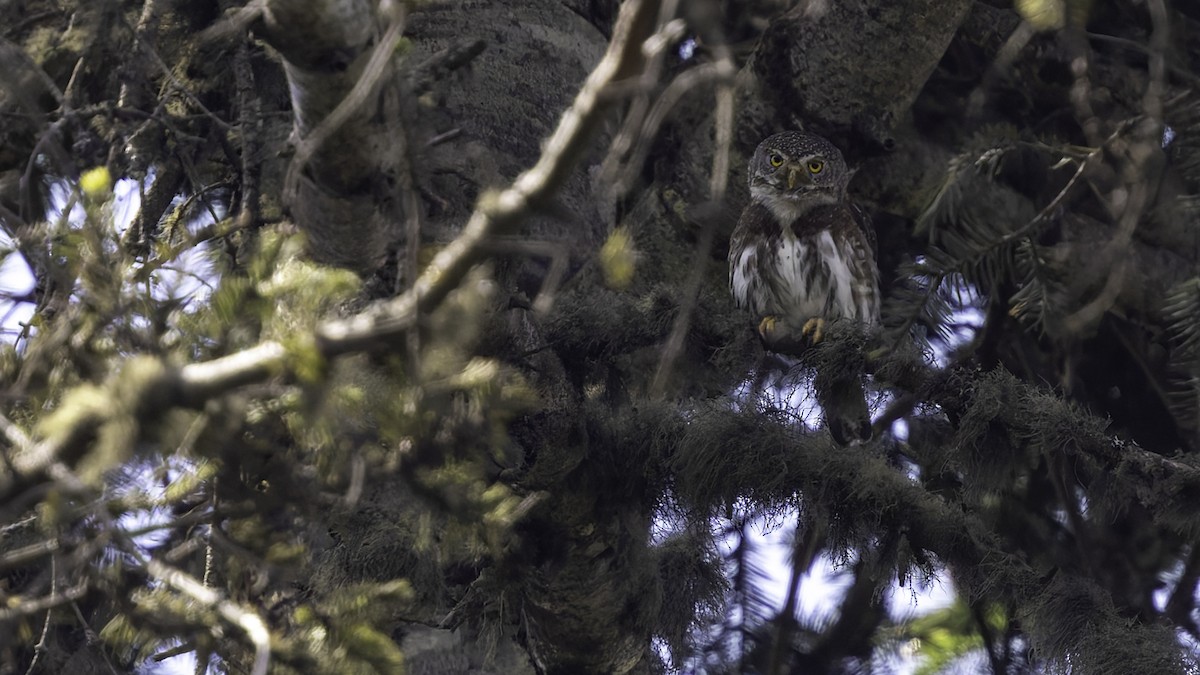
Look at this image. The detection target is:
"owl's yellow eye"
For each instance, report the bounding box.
[808,160,824,174]
[769,153,784,168]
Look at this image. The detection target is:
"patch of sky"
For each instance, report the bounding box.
[111,456,217,675]
[678,37,697,61]
[1,171,226,672]
[1,172,227,348]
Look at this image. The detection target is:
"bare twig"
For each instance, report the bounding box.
[480,238,570,314]
[0,412,33,450]
[1058,0,1166,337]
[651,35,738,395]
[1086,31,1200,90]
[22,556,55,675]
[147,558,271,675]
[234,40,263,231]
[597,7,687,196]
[151,641,197,663]
[0,537,60,569]
[607,61,730,199]
[196,0,266,46]
[966,21,1035,121]
[0,578,88,621]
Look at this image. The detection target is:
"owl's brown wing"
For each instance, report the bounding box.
[728,201,784,316]
[794,204,881,324]
[848,201,877,257]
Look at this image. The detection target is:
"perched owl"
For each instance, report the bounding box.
[729,131,880,444]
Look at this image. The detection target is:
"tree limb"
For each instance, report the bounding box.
[0,0,664,517]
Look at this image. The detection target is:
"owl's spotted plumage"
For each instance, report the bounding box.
[729,131,881,444]
[730,132,879,326]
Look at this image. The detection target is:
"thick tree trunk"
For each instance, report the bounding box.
[748,0,973,145]
[257,0,403,271]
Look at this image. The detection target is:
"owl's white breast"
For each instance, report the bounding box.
[771,230,877,324]
[731,196,880,325]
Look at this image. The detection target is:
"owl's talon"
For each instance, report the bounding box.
[801,317,825,344]
[757,315,781,342]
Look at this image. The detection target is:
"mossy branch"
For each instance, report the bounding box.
[671,397,1194,673]
[0,0,663,511]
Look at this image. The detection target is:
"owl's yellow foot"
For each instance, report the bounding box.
[801,317,825,344]
[757,315,781,342]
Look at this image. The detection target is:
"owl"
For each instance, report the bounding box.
[728,131,881,444]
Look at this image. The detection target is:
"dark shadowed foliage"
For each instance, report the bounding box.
[1,0,1199,673]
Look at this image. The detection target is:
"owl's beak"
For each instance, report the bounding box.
[785,163,810,190]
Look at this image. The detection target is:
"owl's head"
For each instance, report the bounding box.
[748,131,849,218]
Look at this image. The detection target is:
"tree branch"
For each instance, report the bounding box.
[0,0,664,513]
[146,558,271,675]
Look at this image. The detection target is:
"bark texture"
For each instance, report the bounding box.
[258,0,402,271]
[751,0,973,143]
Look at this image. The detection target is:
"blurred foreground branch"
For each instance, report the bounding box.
[0,0,661,505]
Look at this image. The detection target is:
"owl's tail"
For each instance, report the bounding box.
[816,368,872,446]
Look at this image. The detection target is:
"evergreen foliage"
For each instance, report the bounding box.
[1,0,1199,674]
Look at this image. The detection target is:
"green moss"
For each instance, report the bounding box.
[342,623,406,671]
